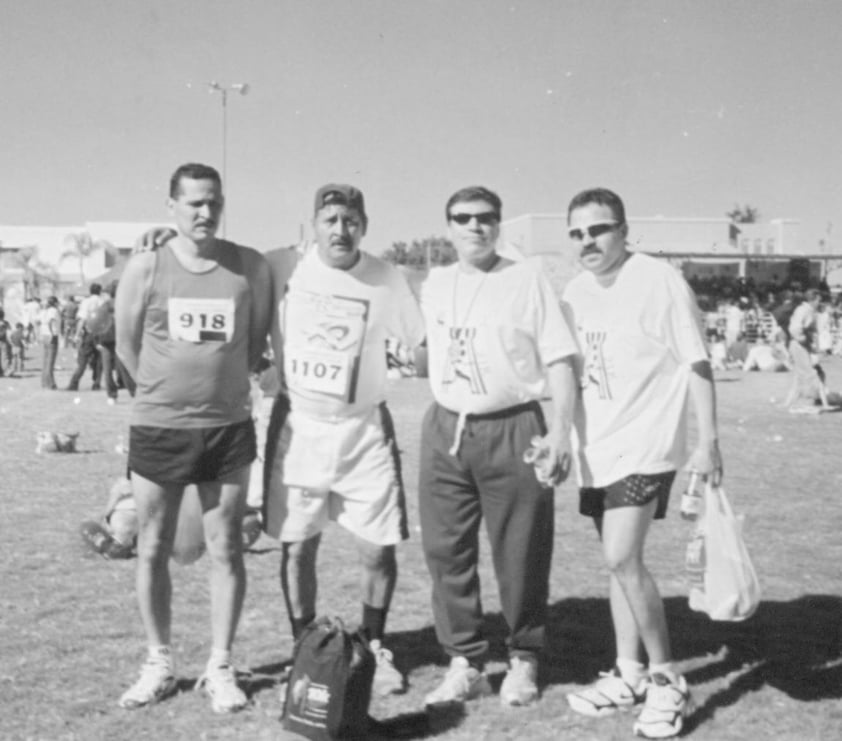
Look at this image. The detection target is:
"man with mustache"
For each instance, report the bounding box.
[562,188,722,738]
[263,184,425,696]
[115,163,272,713]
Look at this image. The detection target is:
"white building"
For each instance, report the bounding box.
[500,213,838,293]
[0,221,165,321]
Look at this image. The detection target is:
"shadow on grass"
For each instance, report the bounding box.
[386,593,841,703]
[248,594,839,737]
[545,594,841,705]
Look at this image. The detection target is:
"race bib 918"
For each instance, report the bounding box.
[168,298,235,343]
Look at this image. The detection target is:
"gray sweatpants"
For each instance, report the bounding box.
[418,401,555,663]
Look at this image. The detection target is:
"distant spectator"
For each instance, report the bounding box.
[9,323,25,375]
[723,297,744,348]
[61,295,79,348]
[39,296,61,389]
[66,283,105,391]
[783,289,830,411]
[0,308,11,377]
[816,302,833,355]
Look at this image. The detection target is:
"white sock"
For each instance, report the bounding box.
[148,645,173,668]
[616,657,646,684]
[648,661,678,683]
[208,647,232,669]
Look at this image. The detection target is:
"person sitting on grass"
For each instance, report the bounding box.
[79,477,138,560]
[742,339,791,373]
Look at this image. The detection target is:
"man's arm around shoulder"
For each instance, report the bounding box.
[240,247,273,371]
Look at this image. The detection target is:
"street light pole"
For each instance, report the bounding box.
[207,81,249,237]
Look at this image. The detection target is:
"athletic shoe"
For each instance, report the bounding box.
[118,656,177,709]
[369,639,406,695]
[424,656,492,706]
[567,667,647,718]
[499,655,539,707]
[633,673,693,739]
[196,663,248,713]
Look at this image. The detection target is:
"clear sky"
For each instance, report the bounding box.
[1,0,840,253]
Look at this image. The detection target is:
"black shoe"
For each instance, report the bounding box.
[92,384,101,391]
[66,385,78,391]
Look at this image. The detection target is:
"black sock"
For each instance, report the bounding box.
[291,614,315,641]
[361,604,386,642]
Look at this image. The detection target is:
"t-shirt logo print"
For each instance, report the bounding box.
[583,330,612,399]
[443,326,487,395]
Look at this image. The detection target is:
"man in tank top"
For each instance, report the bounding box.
[114,163,272,714]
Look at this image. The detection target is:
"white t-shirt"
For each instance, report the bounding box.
[279,248,424,418]
[421,256,577,414]
[563,253,708,487]
[39,306,60,339]
[78,293,107,331]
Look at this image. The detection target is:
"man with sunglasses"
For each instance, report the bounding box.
[418,186,578,708]
[562,188,722,739]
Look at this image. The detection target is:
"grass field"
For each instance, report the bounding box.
[2,347,841,740]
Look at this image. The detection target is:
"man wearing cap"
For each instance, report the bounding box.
[115,162,272,713]
[263,184,425,696]
[418,185,578,708]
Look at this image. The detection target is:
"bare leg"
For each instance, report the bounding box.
[355,536,396,611]
[131,473,184,646]
[600,501,671,666]
[198,465,250,652]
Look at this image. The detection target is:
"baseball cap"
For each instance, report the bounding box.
[313,184,367,224]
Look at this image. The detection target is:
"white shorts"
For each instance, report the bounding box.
[263,402,408,546]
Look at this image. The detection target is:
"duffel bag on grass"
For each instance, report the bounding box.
[282,616,375,740]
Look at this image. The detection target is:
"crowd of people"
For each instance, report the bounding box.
[11,164,835,738]
[688,281,839,411]
[0,282,136,401]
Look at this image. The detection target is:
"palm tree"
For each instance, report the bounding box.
[61,232,118,287]
[1,246,59,299]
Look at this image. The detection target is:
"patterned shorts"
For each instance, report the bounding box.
[579,471,677,520]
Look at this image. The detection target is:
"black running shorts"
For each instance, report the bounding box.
[579,471,677,520]
[129,418,256,485]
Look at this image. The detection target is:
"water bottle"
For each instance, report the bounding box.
[523,436,553,485]
[679,471,705,521]
[684,527,706,592]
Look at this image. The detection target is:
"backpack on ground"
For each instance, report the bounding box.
[282,616,375,740]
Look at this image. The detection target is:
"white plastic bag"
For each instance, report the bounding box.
[687,483,761,621]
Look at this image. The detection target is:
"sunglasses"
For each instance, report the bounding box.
[449,211,500,226]
[568,222,622,241]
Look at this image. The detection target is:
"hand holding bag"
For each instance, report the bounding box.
[686,483,761,621]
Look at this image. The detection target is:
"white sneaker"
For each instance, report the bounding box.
[567,667,647,718]
[118,657,177,709]
[196,663,248,714]
[369,639,406,695]
[499,655,539,707]
[633,673,693,738]
[424,656,492,706]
